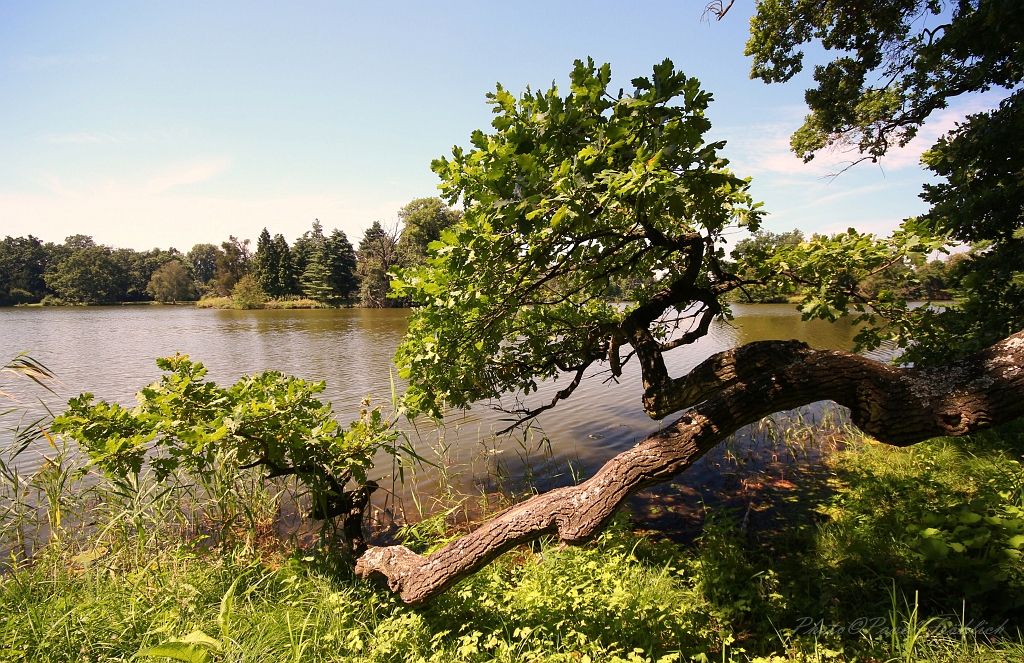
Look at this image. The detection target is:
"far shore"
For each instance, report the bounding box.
[10,297,359,310]
[5,298,955,310]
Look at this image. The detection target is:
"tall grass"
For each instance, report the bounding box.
[3,507,1021,662]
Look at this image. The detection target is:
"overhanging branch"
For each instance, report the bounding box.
[357,330,1024,604]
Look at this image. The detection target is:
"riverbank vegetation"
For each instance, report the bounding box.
[195,294,326,310]
[0,204,967,313]
[2,353,1023,660]
[0,211,965,311]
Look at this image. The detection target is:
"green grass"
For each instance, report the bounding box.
[195,296,350,309]
[812,430,1024,621]
[2,422,1023,662]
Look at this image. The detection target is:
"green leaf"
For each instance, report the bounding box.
[178,630,221,650]
[134,642,212,663]
[919,537,950,560]
[218,578,240,639]
[959,510,982,525]
[70,546,108,568]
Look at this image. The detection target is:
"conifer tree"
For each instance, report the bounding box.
[300,244,335,305]
[292,219,325,281]
[357,221,399,308]
[325,229,358,300]
[252,228,278,297]
[272,233,298,296]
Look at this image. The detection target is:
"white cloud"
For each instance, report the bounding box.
[29,158,231,198]
[724,89,1014,178]
[0,162,408,249]
[877,90,1011,170]
[143,159,231,194]
[41,133,121,144]
[770,180,900,215]
[720,122,823,177]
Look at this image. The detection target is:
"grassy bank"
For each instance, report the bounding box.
[14,297,358,309]
[2,418,1023,661]
[195,297,334,309]
[17,300,196,307]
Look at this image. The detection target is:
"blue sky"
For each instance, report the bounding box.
[0,1,997,251]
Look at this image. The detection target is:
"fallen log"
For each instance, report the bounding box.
[356,331,1024,604]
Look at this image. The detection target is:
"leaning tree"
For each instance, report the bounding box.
[353,58,1024,604]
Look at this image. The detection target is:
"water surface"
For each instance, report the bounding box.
[1,304,883,492]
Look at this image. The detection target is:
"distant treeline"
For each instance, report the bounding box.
[0,198,460,308]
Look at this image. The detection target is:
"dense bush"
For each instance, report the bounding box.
[52,354,408,551]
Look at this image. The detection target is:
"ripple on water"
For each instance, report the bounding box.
[1,304,889,494]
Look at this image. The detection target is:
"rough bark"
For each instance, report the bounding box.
[356,330,1024,604]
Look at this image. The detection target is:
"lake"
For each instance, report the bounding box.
[0,304,887,495]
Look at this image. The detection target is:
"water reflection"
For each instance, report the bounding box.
[1,304,880,493]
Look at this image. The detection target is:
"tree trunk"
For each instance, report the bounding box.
[356,331,1024,604]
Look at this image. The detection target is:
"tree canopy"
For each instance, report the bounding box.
[392,58,762,420]
[395,197,463,268]
[0,235,48,305]
[0,217,390,308]
[727,229,803,303]
[146,260,193,303]
[42,242,179,305]
[253,228,289,298]
[746,0,1022,162]
[743,0,1024,364]
[214,236,251,296]
[358,221,400,308]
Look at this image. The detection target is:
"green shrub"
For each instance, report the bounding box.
[230,275,266,309]
[52,354,409,552]
[822,432,1024,618]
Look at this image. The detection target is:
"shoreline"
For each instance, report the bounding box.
[12,298,369,310]
[5,299,959,310]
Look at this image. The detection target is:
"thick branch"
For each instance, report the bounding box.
[620,283,722,391]
[356,330,1024,604]
[643,339,812,418]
